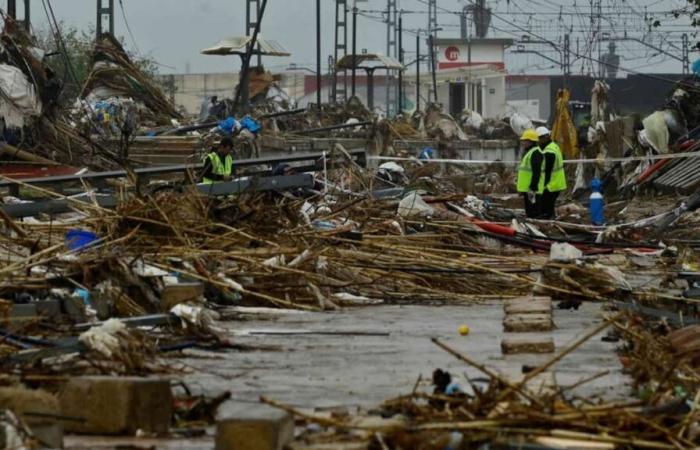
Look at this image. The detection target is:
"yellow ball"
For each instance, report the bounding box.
[458,325,470,336]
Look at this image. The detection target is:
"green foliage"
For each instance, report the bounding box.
[34,23,159,104]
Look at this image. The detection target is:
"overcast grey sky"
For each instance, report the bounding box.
[25,0,697,76]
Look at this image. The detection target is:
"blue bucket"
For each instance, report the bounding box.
[65,229,98,251]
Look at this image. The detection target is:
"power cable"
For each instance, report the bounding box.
[118,0,141,57]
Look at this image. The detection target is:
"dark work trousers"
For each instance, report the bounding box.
[522,193,542,218]
[540,190,560,219]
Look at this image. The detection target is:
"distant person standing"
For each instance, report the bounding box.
[516,129,544,218]
[536,127,567,219]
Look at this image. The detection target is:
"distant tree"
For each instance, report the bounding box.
[653,2,700,50]
[34,23,158,105]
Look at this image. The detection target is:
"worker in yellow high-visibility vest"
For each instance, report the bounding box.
[536,127,567,219]
[516,129,544,218]
[200,137,234,184]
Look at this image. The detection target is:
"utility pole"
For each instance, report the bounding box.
[351,4,358,98]
[398,14,403,113]
[96,0,114,39]
[7,0,30,31]
[682,33,690,75]
[429,34,438,103]
[385,0,397,117]
[427,0,437,105]
[416,33,421,112]
[316,0,322,116]
[332,0,348,104]
[246,0,262,66]
[563,33,571,87]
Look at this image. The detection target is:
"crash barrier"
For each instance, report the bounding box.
[0,149,367,197]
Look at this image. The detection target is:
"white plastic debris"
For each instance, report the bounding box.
[332,292,383,305]
[131,259,169,277]
[0,64,42,127]
[262,255,286,268]
[170,304,221,332]
[316,256,329,271]
[1,410,31,450]
[288,249,312,268]
[217,273,244,292]
[549,242,583,261]
[593,263,632,291]
[509,112,534,137]
[397,192,434,218]
[461,109,484,129]
[79,319,127,358]
[378,161,405,173]
[464,195,486,213]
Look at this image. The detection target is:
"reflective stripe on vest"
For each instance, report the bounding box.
[516,146,543,193]
[202,152,233,184]
[541,142,567,192]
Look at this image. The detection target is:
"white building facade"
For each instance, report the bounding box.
[434,38,512,119]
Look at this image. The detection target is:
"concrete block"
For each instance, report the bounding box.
[160,282,204,311]
[504,298,552,315]
[59,376,172,435]
[34,299,62,319]
[216,402,293,450]
[10,303,37,318]
[503,314,554,332]
[501,337,555,355]
[0,387,63,448]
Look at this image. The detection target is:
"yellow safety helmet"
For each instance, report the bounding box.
[520,129,539,142]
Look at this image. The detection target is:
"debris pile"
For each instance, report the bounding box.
[268,311,700,449]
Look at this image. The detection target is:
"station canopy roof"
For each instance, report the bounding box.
[336,53,403,70]
[201,36,291,57]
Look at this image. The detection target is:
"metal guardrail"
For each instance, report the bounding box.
[0,149,367,197]
[1,174,316,218]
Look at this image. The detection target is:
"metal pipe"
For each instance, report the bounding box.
[297,121,372,134]
[351,5,358,97]
[316,0,322,116]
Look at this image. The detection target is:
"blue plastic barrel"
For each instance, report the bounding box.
[589,178,605,226]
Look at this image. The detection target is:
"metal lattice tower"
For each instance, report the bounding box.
[332,0,349,104]
[96,0,114,38]
[385,0,397,117]
[246,0,262,66]
[7,0,30,31]
[428,0,437,37]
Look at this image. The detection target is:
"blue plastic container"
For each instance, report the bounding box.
[240,116,262,134]
[589,178,605,226]
[65,229,98,251]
